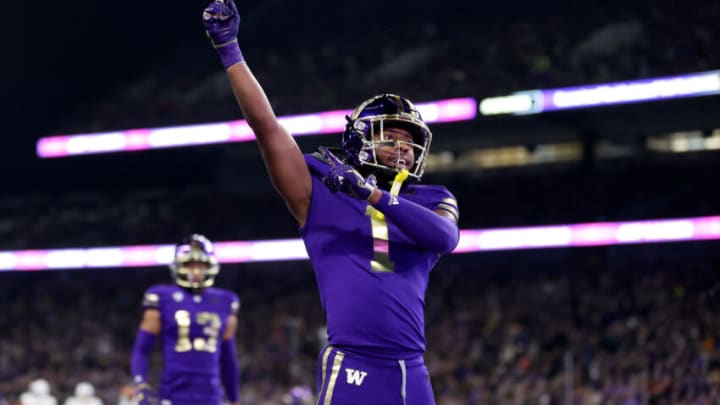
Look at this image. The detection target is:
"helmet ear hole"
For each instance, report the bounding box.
[342,116,368,167]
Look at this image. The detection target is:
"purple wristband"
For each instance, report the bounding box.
[216,40,244,69]
[376,189,399,207]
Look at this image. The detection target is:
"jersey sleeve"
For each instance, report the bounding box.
[229,292,240,316]
[304,151,332,177]
[431,186,459,223]
[141,285,163,310]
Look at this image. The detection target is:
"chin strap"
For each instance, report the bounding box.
[371,169,408,221]
[390,169,409,195]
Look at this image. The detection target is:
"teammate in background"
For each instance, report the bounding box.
[19,378,58,405]
[130,234,241,405]
[63,382,103,405]
[203,2,460,403]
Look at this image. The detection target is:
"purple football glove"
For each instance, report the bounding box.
[320,147,377,201]
[203,0,243,68]
[134,384,157,405]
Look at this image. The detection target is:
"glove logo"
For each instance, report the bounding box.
[319,147,377,201]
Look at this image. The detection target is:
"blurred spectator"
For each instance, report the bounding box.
[19,379,58,405]
[114,385,135,405]
[63,382,102,405]
[281,385,314,405]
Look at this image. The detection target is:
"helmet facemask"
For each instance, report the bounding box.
[343,94,432,184]
[169,234,220,290]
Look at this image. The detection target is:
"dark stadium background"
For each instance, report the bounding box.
[2,0,720,403]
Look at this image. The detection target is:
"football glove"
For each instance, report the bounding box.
[134,383,158,405]
[320,147,377,201]
[203,0,243,68]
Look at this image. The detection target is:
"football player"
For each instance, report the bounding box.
[203,1,459,403]
[130,234,240,405]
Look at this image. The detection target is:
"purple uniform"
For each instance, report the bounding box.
[303,153,459,404]
[142,285,239,404]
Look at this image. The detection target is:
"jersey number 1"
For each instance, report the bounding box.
[366,206,394,272]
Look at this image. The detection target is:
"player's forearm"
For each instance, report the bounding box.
[370,190,459,254]
[130,330,156,383]
[207,0,278,133]
[220,339,240,403]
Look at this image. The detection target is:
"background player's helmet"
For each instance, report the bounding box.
[169,233,220,289]
[29,379,50,396]
[342,93,432,182]
[74,382,95,397]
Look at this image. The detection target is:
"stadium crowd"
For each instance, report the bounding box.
[48,0,719,135]
[1,243,719,404]
[2,156,718,251]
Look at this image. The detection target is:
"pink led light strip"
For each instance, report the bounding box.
[37,98,477,158]
[2,216,719,271]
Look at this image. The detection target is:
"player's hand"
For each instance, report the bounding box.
[203,0,240,48]
[320,147,377,201]
[134,384,158,405]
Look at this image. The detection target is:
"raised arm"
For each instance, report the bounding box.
[203,0,311,225]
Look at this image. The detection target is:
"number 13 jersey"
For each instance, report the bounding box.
[142,285,239,401]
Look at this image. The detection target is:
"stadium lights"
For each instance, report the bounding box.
[2,215,719,271]
[36,70,720,157]
[478,90,540,115]
[479,69,720,116]
[36,98,478,158]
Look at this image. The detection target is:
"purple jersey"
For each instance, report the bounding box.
[142,285,239,402]
[302,153,459,359]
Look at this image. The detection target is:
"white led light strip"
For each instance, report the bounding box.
[2,216,719,271]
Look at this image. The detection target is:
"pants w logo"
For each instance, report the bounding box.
[345,368,368,386]
[315,346,436,405]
